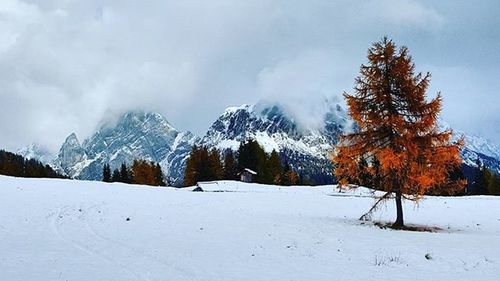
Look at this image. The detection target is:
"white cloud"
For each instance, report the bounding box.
[0,0,498,152]
[256,49,348,129]
[361,0,445,29]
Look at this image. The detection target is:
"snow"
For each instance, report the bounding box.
[16,143,55,165]
[214,139,241,151]
[223,104,252,116]
[1,175,499,281]
[243,168,257,175]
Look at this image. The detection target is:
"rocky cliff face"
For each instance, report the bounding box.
[53,133,89,177]
[201,101,353,184]
[52,112,198,185]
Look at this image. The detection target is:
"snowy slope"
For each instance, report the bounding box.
[1,175,499,281]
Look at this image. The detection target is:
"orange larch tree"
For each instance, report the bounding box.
[333,37,465,228]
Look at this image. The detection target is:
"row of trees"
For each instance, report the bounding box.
[351,156,467,196]
[102,160,166,186]
[0,150,65,179]
[184,140,300,186]
[469,161,500,195]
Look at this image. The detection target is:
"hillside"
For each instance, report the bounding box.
[1,175,499,280]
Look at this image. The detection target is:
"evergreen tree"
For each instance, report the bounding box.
[490,173,500,195]
[237,140,267,183]
[223,150,237,180]
[265,150,282,184]
[197,146,210,181]
[102,164,111,182]
[466,160,500,196]
[469,160,488,195]
[0,150,65,179]
[154,163,166,186]
[208,148,223,180]
[111,169,121,182]
[492,174,500,195]
[333,37,464,228]
[484,167,500,195]
[120,163,131,184]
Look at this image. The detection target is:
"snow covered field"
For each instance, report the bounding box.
[0,176,499,281]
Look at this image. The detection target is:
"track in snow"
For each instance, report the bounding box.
[49,204,197,281]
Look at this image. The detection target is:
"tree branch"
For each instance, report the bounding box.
[359,191,392,221]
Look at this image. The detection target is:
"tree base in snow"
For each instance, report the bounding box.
[373,222,442,232]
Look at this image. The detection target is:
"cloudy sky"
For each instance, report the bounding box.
[0,0,499,152]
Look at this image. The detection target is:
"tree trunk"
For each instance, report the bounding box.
[393,191,404,228]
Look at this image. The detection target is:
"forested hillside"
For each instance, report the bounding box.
[0,150,65,179]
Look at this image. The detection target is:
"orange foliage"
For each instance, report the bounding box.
[333,37,465,200]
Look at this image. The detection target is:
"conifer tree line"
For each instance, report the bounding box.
[348,155,469,196]
[467,160,500,195]
[184,140,300,186]
[102,160,166,186]
[0,150,65,179]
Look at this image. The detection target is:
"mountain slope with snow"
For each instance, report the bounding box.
[202,102,500,183]
[52,112,198,185]
[16,102,500,185]
[1,175,499,281]
[201,101,352,184]
[440,121,500,174]
[16,143,55,165]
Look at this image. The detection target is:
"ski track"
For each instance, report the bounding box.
[83,205,199,281]
[50,205,145,281]
[49,204,197,281]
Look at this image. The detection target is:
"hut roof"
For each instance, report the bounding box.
[242,168,257,175]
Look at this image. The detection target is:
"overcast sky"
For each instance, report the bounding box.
[0,0,499,152]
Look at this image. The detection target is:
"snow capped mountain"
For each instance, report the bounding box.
[16,143,55,165]
[16,101,500,186]
[53,133,89,177]
[201,101,353,184]
[52,111,199,185]
[456,133,500,174]
[456,131,500,170]
[440,120,500,174]
[461,134,500,161]
[202,102,500,183]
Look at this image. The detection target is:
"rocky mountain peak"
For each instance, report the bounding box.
[50,111,198,185]
[16,143,55,165]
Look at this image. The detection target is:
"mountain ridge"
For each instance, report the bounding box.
[17,103,500,186]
